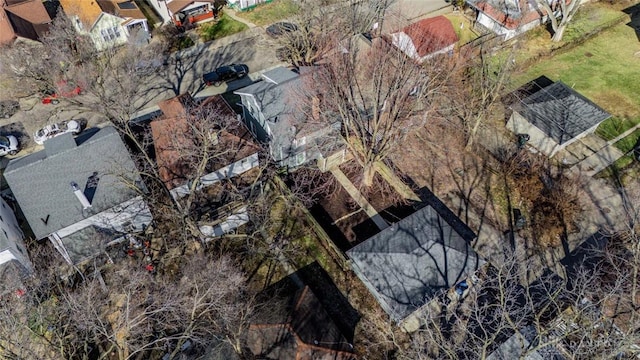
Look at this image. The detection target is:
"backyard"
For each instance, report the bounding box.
[509,2,640,175]
[513,5,640,137]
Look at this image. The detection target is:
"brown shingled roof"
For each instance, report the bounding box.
[4,0,51,25]
[97,0,146,20]
[248,286,356,360]
[59,0,103,27]
[402,15,459,57]
[166,0,216,14]
[152,94,260,190]
[167,0,194,14]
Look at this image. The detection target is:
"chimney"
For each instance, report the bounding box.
[71,182,91,209]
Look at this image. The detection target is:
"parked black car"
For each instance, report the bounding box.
[203,64,249,86]
[265,22,298,38]
[0,100,19,119]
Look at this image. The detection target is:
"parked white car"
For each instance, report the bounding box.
[0,135,19,156]
[33,120,83,145]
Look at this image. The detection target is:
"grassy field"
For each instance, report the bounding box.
[235,0,300,26]
[199,13,249,42]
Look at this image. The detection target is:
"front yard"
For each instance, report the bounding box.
[235,0,300,26]
[199,13,249,41]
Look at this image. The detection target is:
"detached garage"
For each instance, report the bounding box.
[506,80,611,158]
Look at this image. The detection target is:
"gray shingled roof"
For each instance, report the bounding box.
[4,127,141,240]
[347,204,483,322]
[234,67,314,161]
[515,81,611,145]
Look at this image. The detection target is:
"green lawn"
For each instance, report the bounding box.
[510,3,625,67]
[235,0,300,26]
[445,13,481,45]
[199,13,249,42]
[596,117,638,142]
[613,128,640,154]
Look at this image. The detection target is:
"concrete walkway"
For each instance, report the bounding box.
[224,8,258,28]
[329,167,389,231]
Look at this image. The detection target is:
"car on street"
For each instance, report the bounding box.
[0,135,19,156]
[42,82,82,105]
[33,119,84,145]
[0,100,19,119]
[203,64,249,86]
[265,22,298,38]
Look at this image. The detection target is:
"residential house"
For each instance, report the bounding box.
[0,196,32,296]
[59,0,150,51]
[151,93,261,238]
[0,0,52,45]
[465,0,557,41]
[389,15,459,63]
[234,66,342,168]
[146,0,217,26]
[346,196,483,331]
[506,79,611,157]
[4,127,153,265]
[248,285,357,360]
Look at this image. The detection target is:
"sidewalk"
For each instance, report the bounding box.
[224,8,258,28]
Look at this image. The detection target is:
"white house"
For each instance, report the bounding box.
[4,127,153,265]
[465,0,557,41]
[60,0,150,51]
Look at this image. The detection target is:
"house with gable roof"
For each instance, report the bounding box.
[506,79,611,157]
[4,127,153,265]
[234,66,342,169]
[346,193,484,331]
[466,0,561,41]
[390,15,459,63]
[146,0,219,26]
[0,0,52,45]
[150,93,261,238]
[59,0,150,51]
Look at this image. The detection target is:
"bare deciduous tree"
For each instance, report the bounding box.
[397,243,640,360]
[311,36,455,187]
[275,0,396,66]
[447,45,515,150]
[537,0,582,42]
